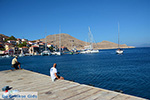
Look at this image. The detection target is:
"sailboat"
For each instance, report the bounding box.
[56,26,62,55]
[54,34,62,55]
[41,32,51,56]
[116,22,123,54]
[80,27,99,54]
[52,26,62,56]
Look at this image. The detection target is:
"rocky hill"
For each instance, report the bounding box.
[39,33,134,50]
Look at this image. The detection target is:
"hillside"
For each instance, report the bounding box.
[0,34,9,44]
[39,33,134,50]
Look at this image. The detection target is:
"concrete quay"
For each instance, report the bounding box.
[0,69,147,100]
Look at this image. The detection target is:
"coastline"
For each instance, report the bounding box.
[77,46,135,51]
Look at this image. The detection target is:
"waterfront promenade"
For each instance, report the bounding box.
[0,69,147,100]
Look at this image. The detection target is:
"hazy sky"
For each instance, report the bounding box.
[0,0,149,47]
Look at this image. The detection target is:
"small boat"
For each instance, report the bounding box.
[55,51,62,55]
[41,50,51,56]
[116,48,123,54]
[51,51,62,55]
[116,22,123,54]
[55,26,62,56]
[1,55,10,58]
[25,53,33,56]
[19,53,24,57]
[41,31,51,56]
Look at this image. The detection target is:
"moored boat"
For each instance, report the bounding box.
[80,27,99,54]
[116,22,123,54]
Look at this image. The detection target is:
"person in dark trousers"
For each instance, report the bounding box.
[11,56,21,70]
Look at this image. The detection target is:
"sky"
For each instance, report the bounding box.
[0,0,150,47]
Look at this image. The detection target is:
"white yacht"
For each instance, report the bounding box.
[52,26,62,56]
[1,55,10,58]
[19,53,24,57]
[80,27,99,54]
[41,32,51,56]
[116,49,123,54]
[41,50,51,56]
[51,50,62,55]
[116,22,123,54]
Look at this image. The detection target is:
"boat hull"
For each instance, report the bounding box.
[80,49,99,54]
[116,50,123,54]
[51,52,62,55]
[41,51,51,56]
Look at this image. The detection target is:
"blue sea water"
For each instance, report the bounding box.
[0,47,150,99]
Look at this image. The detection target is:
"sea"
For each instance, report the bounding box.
[0,47,150,99]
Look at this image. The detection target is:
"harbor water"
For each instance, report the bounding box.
[0,47,150,99]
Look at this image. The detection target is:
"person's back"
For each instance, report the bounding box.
[50,63,64,82]
[50,67,57,81]
[11,56,21,70]
[12,58,17,65]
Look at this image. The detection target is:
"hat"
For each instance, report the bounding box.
[2,86,12,91]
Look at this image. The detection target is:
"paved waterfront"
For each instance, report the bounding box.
[0,69,147,100]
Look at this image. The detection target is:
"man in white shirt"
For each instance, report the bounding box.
[50,63,64,82]
[11,56,21,70]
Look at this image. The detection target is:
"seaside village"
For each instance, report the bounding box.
[0,36,70,57]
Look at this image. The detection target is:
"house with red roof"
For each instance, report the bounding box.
[16,38,22,44]
[7,40,16,45]
[29,45,39,55]
[19,46,29,54]
[5,43,14,51]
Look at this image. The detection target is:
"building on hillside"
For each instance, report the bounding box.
[4,49,14,56]
[7,40,16,45]
[39,42,45,45]
[39,44,45,53]
[0,42,4,46]
[0,50,5,55]
[27,41,34,47]
[0,43,4,49]
[22,39,28,43]
[28,41,34,45]
[16,38,22,44]
[35,40,43,44]
[13,46,21,55]
[3,38,6,41]
[5,43,14,51]
[19,46,29,54]
[47,43,53,48]
[29,46,39,55]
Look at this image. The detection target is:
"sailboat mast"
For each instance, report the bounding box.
[88,27,93,49]
[59,25,61,52]
[45,29,47,51]
[118,22,120,48]
[55,34,56,51]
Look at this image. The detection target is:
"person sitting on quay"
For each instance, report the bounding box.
[11,56,21,70]
[50,63,64,82]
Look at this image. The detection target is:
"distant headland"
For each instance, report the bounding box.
[38,33,134,50]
